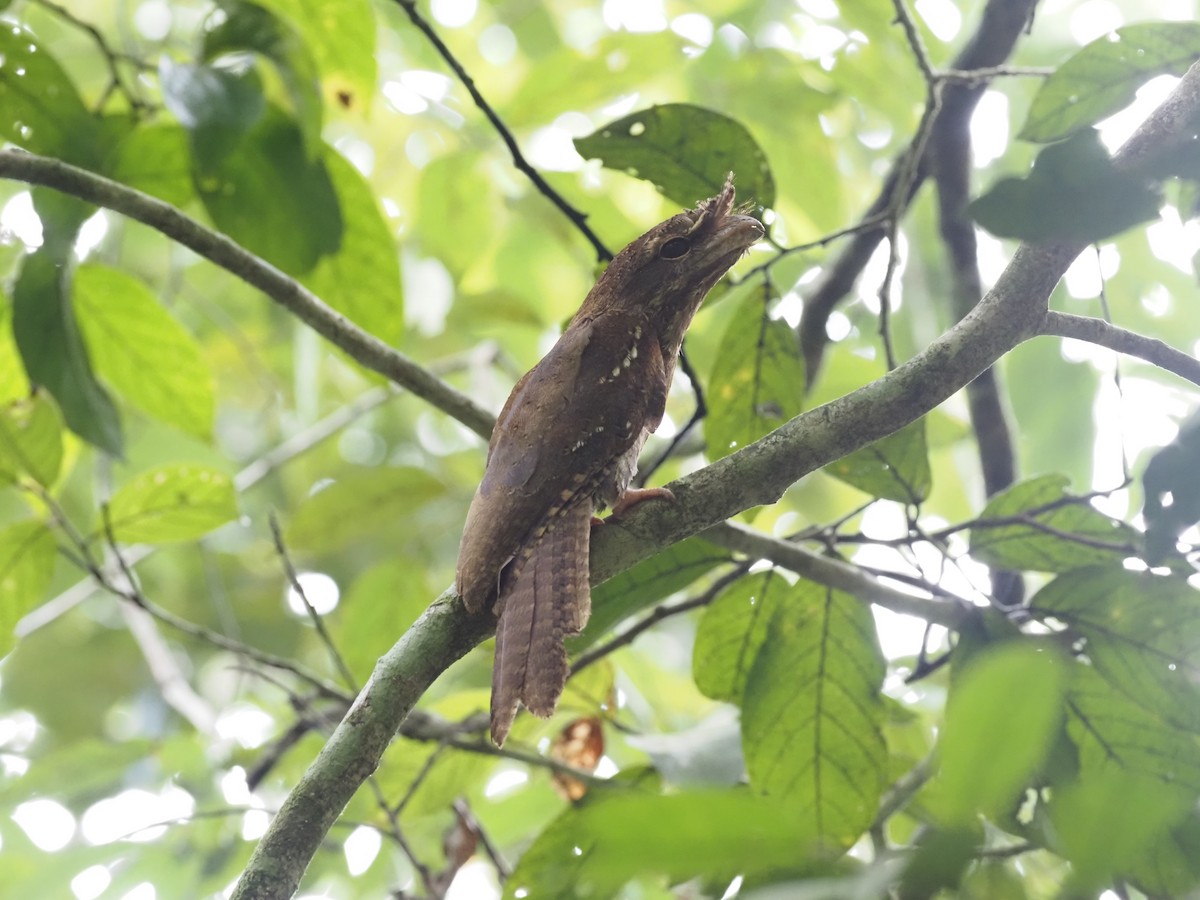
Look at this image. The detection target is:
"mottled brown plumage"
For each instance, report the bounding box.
[456,177,764,745]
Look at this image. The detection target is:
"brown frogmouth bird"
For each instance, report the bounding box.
[456,177,763,745]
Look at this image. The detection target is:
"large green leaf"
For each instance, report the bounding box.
[0,392,63,487]
[12,252,123,456]
[970,129,1160,243]
[191,105,344,275]
[250,0,376,112]
[103,124,195,208]
[159,57,265,137]
[1035,566,1200,733]
[706,293,805,461]
[1021,22,1200,143]
[0,24,99,164]
[285,467,445,553]
[504,789,813,899]
[0,520,56,658]
[970,474,1137,572]
[104,464,238,544]
[575,103,776,210]
[929,642,1065,825]
[692,570,785,703]
[578,538,732,649]
[73,264,215,441]
[1050,767,1193,893]
[203,1,323,155]
[741,581,887,848]
[825,419,930,504]
[1066,663,1200,790]
[302,149,403,348]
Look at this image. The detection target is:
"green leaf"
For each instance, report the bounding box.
[930,642,1065,825]
[1034,566,1200,734]
[73,265,215,441]
[741,581,887,848]
[1050,768,1193,892]
[575,103,776,210]
[0,521,56,658]
[334,559,431,683]
[103,124,195,208]
[0,392,63,487]
[0,24,99,164]
[202,1,323,155]
[285,467,445,553]
[969,474,1137,572]
[160,57,265,136]
[505,789,812,899]
[192,105,344,275]
[1066,664,1200,790]
[970,128,1161,242]
[0,304,28,405]
[1125,813,1200,896]
[692,571,785,703]
[825,419,931,504]
[577,538,731,650]
[302,149,403,348]
[250,0,377,113]
[1021,23,1200,143]
[104,464,237,544]
[706,294,805,460]
[12,252,123,456]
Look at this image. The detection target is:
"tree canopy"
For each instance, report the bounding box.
[4,0,1200,898]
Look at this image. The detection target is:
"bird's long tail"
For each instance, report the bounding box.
[490,501,592,745]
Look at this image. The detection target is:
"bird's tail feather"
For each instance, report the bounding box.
[490,502,592,745]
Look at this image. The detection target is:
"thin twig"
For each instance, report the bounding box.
[453,798,510,879]
[1041,310,1200,389]
[570,564,750,677]
[269,514,359,692]
[392,0,612,263]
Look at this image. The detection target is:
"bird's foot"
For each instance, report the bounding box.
[609,486,675,520]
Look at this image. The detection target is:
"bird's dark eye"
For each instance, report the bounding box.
[659,237,691,259]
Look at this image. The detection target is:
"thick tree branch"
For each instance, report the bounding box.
[234,64,1200,899]
[0,149,496,439]
[1040,311,1200,388]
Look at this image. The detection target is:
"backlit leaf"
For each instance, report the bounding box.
[825,419,931,504]
[0,520,56,657]
[693,570,785,703]
[73,265,215,441]
[575,103,776,210]
[104,464,237,544]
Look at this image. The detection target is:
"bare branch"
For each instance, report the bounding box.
[0,149,496,439]
[1040,310,1200,388]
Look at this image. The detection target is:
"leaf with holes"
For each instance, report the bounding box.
[0,520,56,657]
[693,571,785,703]
[706,294,805,461]
[1021,23,1200,143]
[970,474,1137,572]
[104,464,237,544]
[575,103,775,210]
[1034,566,1200,734]
[73,265,215,441]
[741,580,887,848]
[825,418,930,504]
[577,538,732,650]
